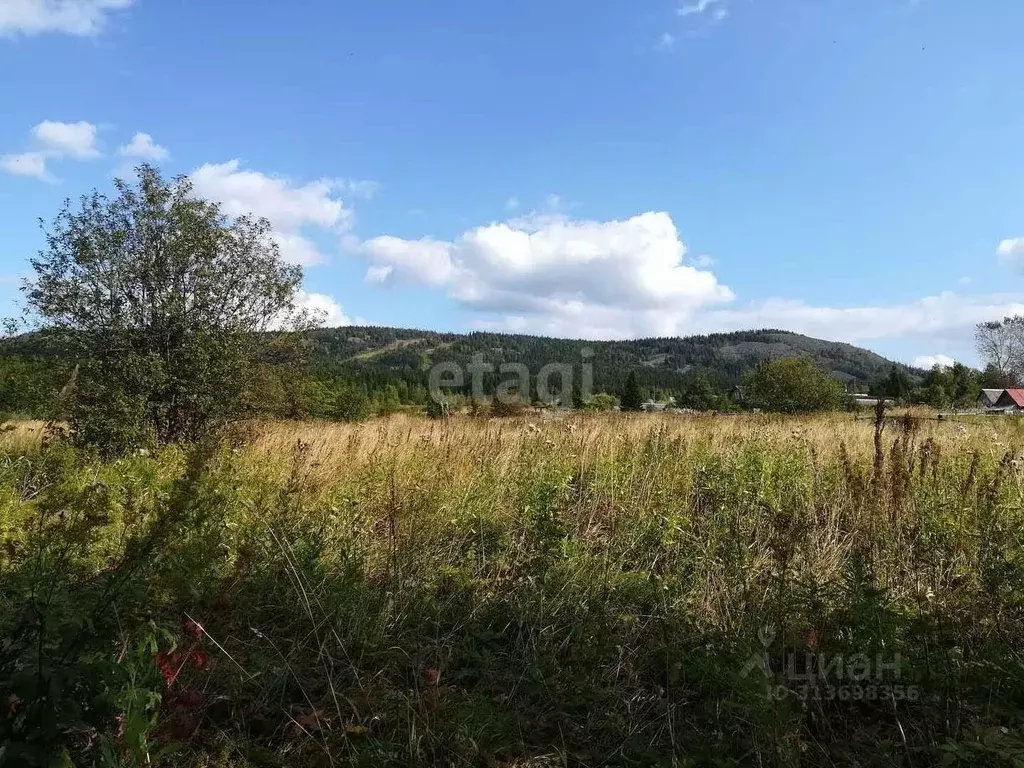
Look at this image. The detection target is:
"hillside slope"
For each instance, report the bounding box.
[308,326,913,393]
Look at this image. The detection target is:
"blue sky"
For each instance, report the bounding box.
[3,0,1024,367]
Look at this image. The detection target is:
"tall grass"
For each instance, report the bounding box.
[1,412,1023,766]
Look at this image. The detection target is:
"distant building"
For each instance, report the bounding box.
[994,389,1024,412]
[978,389,1004,409]
[641,399,668,413]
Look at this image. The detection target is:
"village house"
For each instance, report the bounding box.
[993,389,1024,412]
[978,389,1003,409]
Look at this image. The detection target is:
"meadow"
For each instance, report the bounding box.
[1,411,1023,766]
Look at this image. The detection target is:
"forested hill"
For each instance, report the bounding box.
[0,325,916,417]
[307,326,909,393]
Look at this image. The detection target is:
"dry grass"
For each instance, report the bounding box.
[3,411,1024,766]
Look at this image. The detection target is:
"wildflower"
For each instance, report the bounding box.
[156,650,183,687]
[184,618,204,639]
[806,629,820,650]
[424,667,440,684]
[192,650,209,669]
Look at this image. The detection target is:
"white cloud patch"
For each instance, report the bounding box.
[295,290,351,327]
[190,160,352,266]
[997,237,1024,268]
[678,0,727,21]
[32,120,100,158]
[689,293,1024,346]
[2,120,101,181]
[119,132,169,161]
[0,0,132,37]
[360,211,734,337]
[0,151,51,181]
[913,354,956,370]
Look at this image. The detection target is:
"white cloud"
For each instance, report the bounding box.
[913,354,956,370]
[678,0,726,19]
[505,197,520,211]
[295,290,351,327]
[32,120,100,158]
[190,160,352,266]
[657,32,676,50]
[1,151,52,181]
[1,120,101,181]
[997,237,1024,267]
[690,292,1024,345]
[0,0,132,36]
[119,132,169,161]
[361,236,458,287]
[360,211,734,336]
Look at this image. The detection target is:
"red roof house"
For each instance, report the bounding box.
[995,389,1024,409]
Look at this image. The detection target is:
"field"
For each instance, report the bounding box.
[2,411,1024,766]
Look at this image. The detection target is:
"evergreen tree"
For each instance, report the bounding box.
[620,371,644,411]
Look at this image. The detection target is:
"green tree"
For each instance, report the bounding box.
[677,373,729,412]
[22,165,317,453]
[620,371,644,412]
[374,384,401,416]
[334,383,372,422]
[744,357,844,414]
[583,393,619,411]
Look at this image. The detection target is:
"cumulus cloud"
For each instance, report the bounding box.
[0,0,132,37]
[119,132,169,161]
[2,120,101,181]
[913,354,956,370]
[0,152,51,181]
[360,211,734,337]
[997,238,1024,268]
[32,120,100,158]
[295,290,351,327]
[190,160,352,266]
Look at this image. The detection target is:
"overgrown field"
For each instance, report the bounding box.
[2,413,1024,766]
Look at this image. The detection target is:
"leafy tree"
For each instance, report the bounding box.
[620,371,644,412]
[677,373,729,411]
[334,383,372,422]
[744,357,844,414]
[21,165,317,453]
[975,317,1024,386]
[374,384,401,416]
[425,396,451,419]
[584,393,619,411]
[871,365,914,402]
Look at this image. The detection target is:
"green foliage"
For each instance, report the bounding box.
[2,415,1023,765]
[425,396,451,419]
[619,371,644,411]
[3,324,924,421]
[333,382,371,421]
[583,392,619,411]
[871,365,914,401]
[21,165,316,454]
[745,356,845,413]
[677,372,730,411]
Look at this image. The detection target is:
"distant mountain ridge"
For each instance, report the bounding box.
[0,325,916,393]
[306,326,915,393]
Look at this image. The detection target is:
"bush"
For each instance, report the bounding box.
[744,357,845,413]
